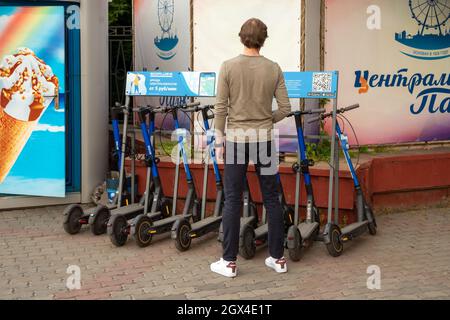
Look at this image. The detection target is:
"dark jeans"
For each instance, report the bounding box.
[222,141,284,261]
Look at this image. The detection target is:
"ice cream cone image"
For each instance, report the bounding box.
[0,48,59,183]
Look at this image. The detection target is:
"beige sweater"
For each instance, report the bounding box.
[214,55,291,142]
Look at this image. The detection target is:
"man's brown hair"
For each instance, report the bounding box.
[238,18,268,49]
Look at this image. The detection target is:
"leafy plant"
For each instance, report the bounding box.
[319,98,330,107]
[358,146,370,154]
[305,131,332,162]
[109,0,132,26]
[373,145,389,153]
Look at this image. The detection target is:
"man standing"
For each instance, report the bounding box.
[211,18,291,278]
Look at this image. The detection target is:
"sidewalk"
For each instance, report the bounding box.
[0,205,449,300]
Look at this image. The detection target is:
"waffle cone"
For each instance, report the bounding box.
[0,107,36,183]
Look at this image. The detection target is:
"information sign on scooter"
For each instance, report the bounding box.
[284,71,338,99]
[126,71,217,97]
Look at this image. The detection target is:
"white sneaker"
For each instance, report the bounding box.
[265,256,288,273]
[210,258,237,278]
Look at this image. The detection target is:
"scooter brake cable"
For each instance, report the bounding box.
[337,114,361,169]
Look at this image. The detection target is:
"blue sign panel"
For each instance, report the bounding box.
[126,70,337,99]
[126,71,216,97]
[284,71,338,99]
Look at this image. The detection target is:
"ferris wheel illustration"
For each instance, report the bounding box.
[409,0,449,35]
[158,0,174,35]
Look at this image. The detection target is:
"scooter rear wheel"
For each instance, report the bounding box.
[313,206,321,238]
[288,226,303,262]
[365,205,377,235]
[132,214,153,247]
[63,204,83,235]
[326,224,343,257]
[174,219,192,252]
[89,206,110,235]
[217,222,224,242]
[249,203,258,228]
[108,215,129,247]
[239,225,256,260]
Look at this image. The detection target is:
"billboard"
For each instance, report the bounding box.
[134,0,191,129]
[192,0,302,152]
[325,0,450,145]
[0,6,66,197]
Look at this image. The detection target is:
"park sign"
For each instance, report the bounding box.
[325,0,450,145]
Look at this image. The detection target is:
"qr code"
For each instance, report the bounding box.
[312,72,332,92]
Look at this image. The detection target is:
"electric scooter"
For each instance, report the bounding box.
[63,103,133,235]
[238,171,295,259]
[107,105,172,246]
[308,104,377,257]
[285,109,324,261]
[171,104,224,251]
[217,175,259,244]
[129,102,202,247]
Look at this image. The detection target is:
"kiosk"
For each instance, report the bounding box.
[0,0,109,209]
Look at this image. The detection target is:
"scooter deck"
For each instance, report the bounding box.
[190,216,222,238]
[146,211,163,221]
[151,215,185,234]
[105,203,118,210]
[82,203,118,217]
[255,223,268,240]
[341,221,368,241]
[240,216,257,229]
[110,203,144,220]
[298,222,319,241]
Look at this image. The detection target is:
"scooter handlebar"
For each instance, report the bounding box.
[150,102,201,113]
[183,104,215,113]
[343,104,360,112]
[310,108,326,114]
[111,102,131,120]
[306,103,360,123]
[287,108,326,117]
[179,101,201,109]
[307,116,321,124]
[152,105,171,113]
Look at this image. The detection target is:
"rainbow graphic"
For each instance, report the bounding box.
[0,6,65,91]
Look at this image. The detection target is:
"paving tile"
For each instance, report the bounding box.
[0,205,449,300]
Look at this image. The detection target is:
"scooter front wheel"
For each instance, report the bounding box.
[63,204,83,235]
[89,206,110,235]
[174,219,192,252]
[326,224,343,257]
[131,214,153,247]
[239,225,256,260]
[368,220,377,235]
[108,215,129,247]
[288,225,303,262]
